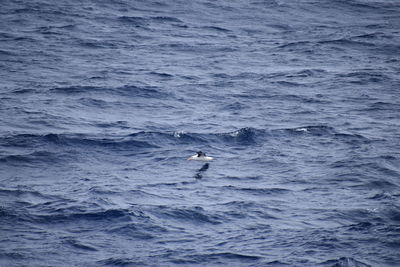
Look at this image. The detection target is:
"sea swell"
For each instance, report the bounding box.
[1,0,399,266]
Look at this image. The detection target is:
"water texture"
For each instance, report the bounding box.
[1,0,399,266]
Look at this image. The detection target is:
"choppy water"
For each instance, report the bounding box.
[1,0,400,266]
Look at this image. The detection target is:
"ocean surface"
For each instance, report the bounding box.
[1,0,400,266]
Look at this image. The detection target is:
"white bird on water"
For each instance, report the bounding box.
[187,151,214,161]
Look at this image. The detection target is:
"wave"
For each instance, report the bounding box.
[277,40,313,50]
[232,91,331,104]
[328,0,399,12]
[358,101,400,112]
[0,126,373,158]
[321,256,371,267]
[336,71,388,85]
[276,125,369,140]
[332,159,399,182]
[150,205,222,225]
[219,101,250,111]
[0,188,57,208]
[0,133,157,150]
[0,187,45,197]
[221,186,291,196]
[182,252,262,263]
[117,15,186,31]
[217,127,263,145]
[49,84,171,98]
[128,127,264,146]
[276,37,383,54]
[98,257,146,266]
[0,49,17,56]
[148,71,174,78]
[23,208,132,224]
[218,200,280,220]
[107,222,168,240]
[151,16,183,23]
[318,38,376,48]
[64,239,98,251]
[385,205,400,223]
[0,151,63,164]
[201,25,231,32]
[10,88,36,94]
[117,15,149,26]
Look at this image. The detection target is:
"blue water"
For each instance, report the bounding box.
[1,0,400,266]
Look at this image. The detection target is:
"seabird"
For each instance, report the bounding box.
[187,151,214,161]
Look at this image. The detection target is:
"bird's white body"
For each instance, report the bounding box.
[187,151,214,161]
[187,155,214,161]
